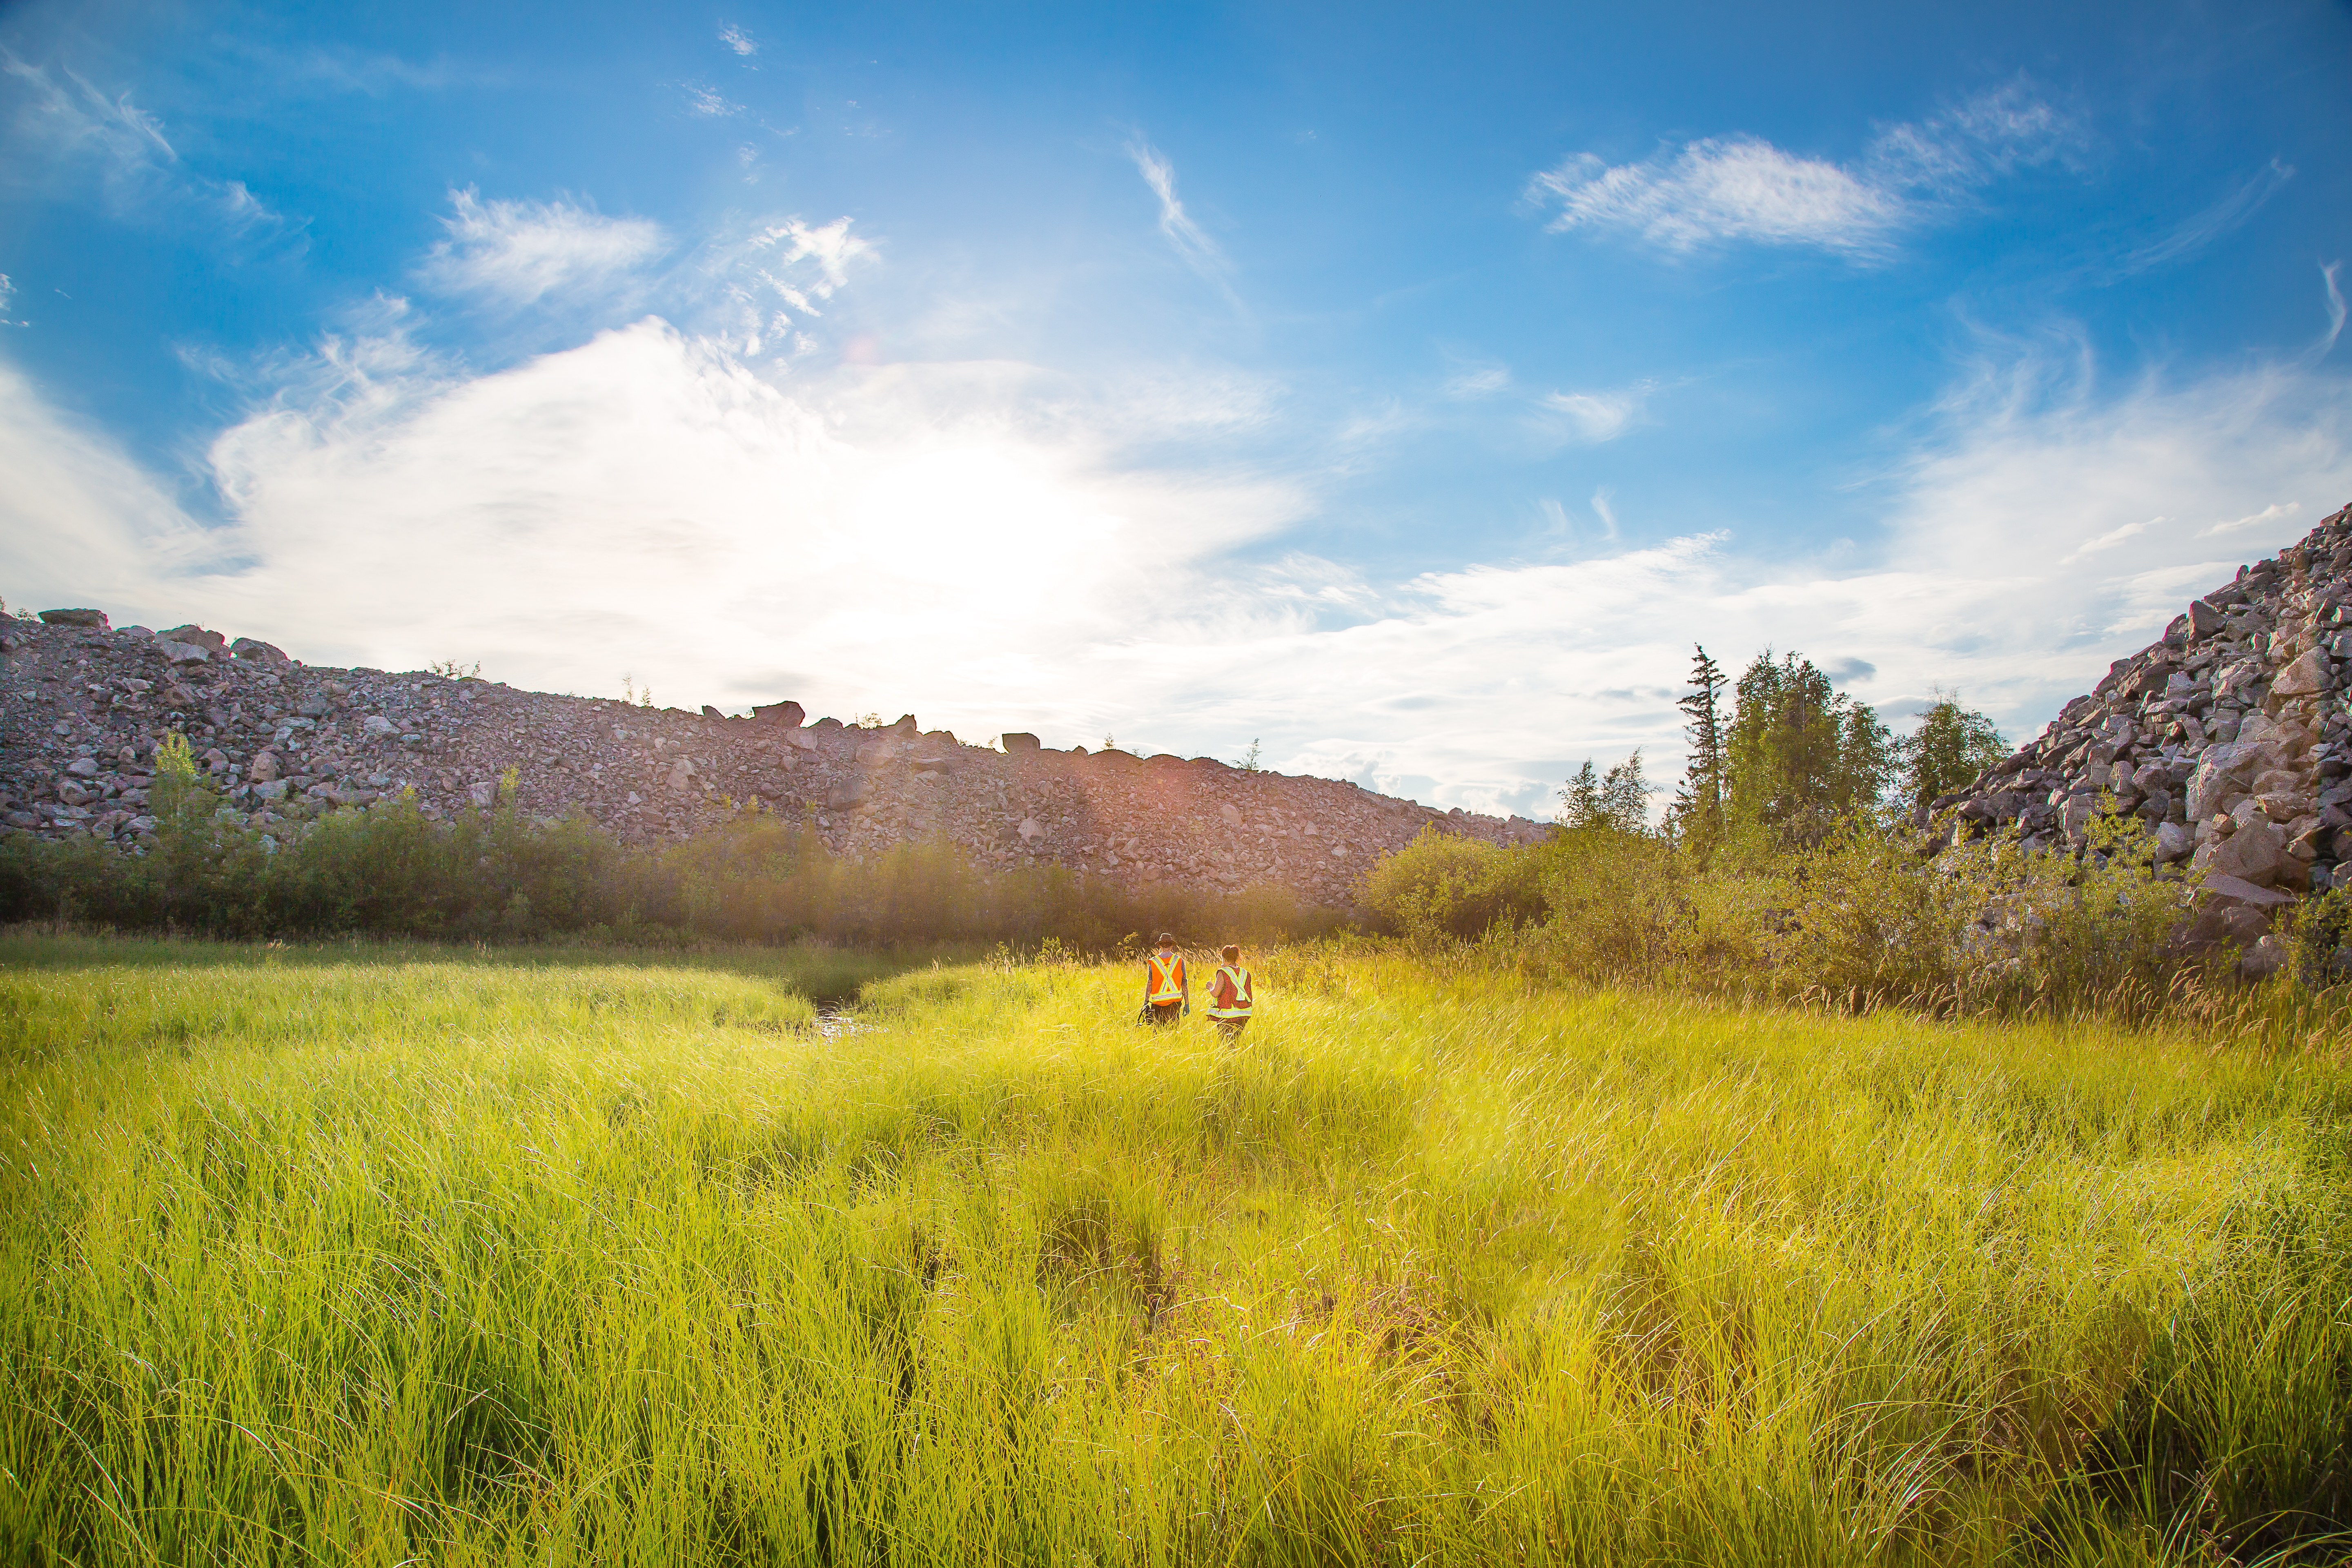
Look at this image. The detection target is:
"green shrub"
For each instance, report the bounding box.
[1364,807,2212,1020]
[1361,824,1549,940]
[0,791,1343,953]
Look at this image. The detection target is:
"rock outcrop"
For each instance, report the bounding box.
[1929,501,2352,912]
[0,617,1548,912]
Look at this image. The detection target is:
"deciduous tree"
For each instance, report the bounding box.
[1896,690,2007,811]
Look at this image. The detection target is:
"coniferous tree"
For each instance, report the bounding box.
[1671,645,1727,850]
[1895,690,2007,811]
[1723,650,1893,845]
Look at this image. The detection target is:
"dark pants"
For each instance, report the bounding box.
[1146,1002,1183,1026]
[1214,1016,1249,1039]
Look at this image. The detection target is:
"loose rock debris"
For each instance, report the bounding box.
[0,614,1547,914]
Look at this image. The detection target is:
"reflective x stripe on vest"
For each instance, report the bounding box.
[1209,965,1254,1018]
[1147,954,1186,1003]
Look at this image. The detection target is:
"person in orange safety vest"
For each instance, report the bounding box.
[1207,944,1254,1038]
[1142,932,1188,1025]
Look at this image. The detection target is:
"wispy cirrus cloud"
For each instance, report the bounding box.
[1125,138,1239,304]
[1536,383,1651,446]
[2120,159,2294,275]
[1,52,293,242]
[2198,501,2300,538]
[419,187,666,307]
[2058,515,2156,564]
[1526,81,2078,259]
[718,24,758,58]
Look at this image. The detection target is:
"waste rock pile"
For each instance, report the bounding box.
[0,611,1546,912]
[1929,500,2352,953]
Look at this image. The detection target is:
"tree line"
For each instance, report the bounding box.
[1558,646,2009,852]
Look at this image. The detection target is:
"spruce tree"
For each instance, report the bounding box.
[1672,645,1727,849]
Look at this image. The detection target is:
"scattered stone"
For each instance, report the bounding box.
[0,614,1548,913]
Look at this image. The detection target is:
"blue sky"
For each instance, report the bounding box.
[4,0,2350,817]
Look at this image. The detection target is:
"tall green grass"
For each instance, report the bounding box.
[5,938,2351,1564]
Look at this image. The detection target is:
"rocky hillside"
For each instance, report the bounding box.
[1929,501,2352,914]
[0,613,1547,912]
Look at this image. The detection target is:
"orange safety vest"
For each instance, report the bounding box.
[1147,953,1186,1004]
[1208,965,1253,1019]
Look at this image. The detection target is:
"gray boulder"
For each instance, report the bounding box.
[39,608,109,628]
[2207,818,2287,887]
[1001,732,1041,753]
[2272,648,2328,700]
[160,625,227,654]
[2201,873,2295,909]
[229,637,288,665]
[752,700,806,728]
[2186,742,2264,820]
[2241,934,2292,982]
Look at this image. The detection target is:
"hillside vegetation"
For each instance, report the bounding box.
[6,937,2352,1565]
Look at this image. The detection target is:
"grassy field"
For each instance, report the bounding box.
[4,935,2352,1566]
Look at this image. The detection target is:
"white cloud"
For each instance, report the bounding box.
[1125,138,1237,299]
[2058,516,2156,563]
[1537,384,1647,446]
[1443,365,1510,400]
[2198,501,2299,538]
[2120,160,2293,275]
[419,187,666,307]
[718,24,758,57]
[1528,82,2077,258]
[0,357,227,610]
[683,85,742,118]
[2,53,290,239]
[1,321,1310,737]
[1531,138,1902,256]
[750,216,870,297]
[1590,487,1621,540]
[2321,262,2346,361]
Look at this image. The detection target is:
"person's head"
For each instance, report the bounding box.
[1155,932,1176,952]
[1221,944,1241,963]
